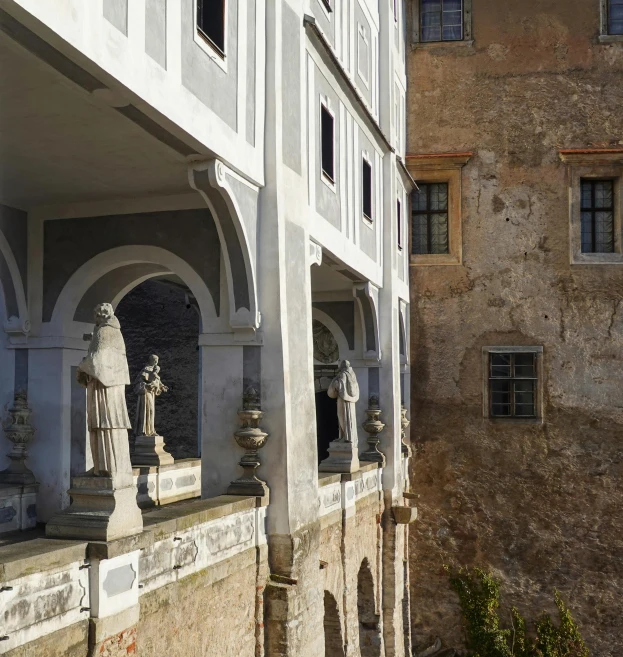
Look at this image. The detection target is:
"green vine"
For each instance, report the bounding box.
[447,567,590,657]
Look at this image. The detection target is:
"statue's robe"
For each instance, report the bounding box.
[77,317,132,486]
[134,367,158,437]
[327,365,360,445]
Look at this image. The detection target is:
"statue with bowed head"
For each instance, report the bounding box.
[319,360,361,473]
[47,303,143,541]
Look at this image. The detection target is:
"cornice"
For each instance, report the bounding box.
[405,152,473,170]
[559,148,623,166]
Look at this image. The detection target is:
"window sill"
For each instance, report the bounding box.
[321,172,337,193]
[487,417,543,425]
[571,252,623,265]
[362,216,374,229]
[194,29,227,73]
[598,34,623,44]
[410,253,461,266]
[411,39,474,52]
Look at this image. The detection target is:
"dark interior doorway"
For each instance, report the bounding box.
[315,391,338,464]
[116,278,200,459]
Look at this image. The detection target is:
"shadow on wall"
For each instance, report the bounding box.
[116,279,200,459]
[324,590,345,657]
[358,558,382,657]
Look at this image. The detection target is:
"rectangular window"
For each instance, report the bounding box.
[420,0,463,42]
[197,0,226,56]
[411,183,449,254]
[609,0,623,34]
[581,179,615,253]
[321,105,335,183]
[321,0,333,13]
[362,159,372,220]
[397,199,403,249]
[489,352,537,418]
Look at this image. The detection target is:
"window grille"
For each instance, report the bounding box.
[420,0,463,42]
[580,179,615,253]
[411,183,449,254]
[197,0,226,56]
[609,0,623,34]
[489,353,537,418]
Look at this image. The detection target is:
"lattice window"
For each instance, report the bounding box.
[581,179,615,253]
[411,183,449,254]
[489,353,537,418]
[609,0,623,34]
[420,0,463,42]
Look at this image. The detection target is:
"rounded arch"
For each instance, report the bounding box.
[311,307,352,363]
[358,558,381,657]
[50,246,218,333]
[323,590,345,657]
[0,229,28,330]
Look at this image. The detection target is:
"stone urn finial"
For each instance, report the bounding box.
[0,390,36,485]
[360,395,386,465]
[400,405,412,457]
[227,387,269,498]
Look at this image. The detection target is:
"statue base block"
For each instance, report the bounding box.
[227,477,269,498]
[132,435,174,466]
[319,440,360,473]
[46,475,143,542]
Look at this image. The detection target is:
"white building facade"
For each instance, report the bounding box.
[0,2,413,656]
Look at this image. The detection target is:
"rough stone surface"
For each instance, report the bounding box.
[116,281,199,460]
[3,621,88,657]
[407,2,623,654]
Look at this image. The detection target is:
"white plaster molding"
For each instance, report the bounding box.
[89,551,140,619]
[50,246,217,333]
[311,307,352,362]
[309,240,323,267]
[188,159,260,335]
[0,230,29,339]
[353,282,381,362]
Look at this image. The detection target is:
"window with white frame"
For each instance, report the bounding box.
[320,104,335,183]
[413,0,472,45]
[362,157,373,221]
[397,199,403,249]
[197,0,226,56]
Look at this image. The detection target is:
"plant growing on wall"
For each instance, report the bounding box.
[447,567,590,657]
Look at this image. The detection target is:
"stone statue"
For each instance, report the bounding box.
[327,360,360,445]
[134,355,168,438]
[76,303,133,486]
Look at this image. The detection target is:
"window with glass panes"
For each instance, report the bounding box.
[197,0,226,55]
[489,353,537,418]
[411,183,449,254]
[609,0,623,34]
[581,179,615,253]
[420,0,463,42]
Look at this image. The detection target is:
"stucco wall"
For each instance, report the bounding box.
[407,1,623,654]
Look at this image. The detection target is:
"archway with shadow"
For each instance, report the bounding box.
[116,277,200,458]
[323,590,345,657]
[358,559,381,657]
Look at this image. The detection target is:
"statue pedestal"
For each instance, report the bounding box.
[319,440,360,473]
[132,434,174,466]
[46,475,143,541]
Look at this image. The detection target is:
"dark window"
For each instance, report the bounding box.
[321,0,333,13]
[362,159,372,220]
[197,0,226,56]
[420,0,463,42]
[397,199,403,249]
[489,352,537,418]
[411,183,449,254]
[321,106,335,182]
[394,0,399,21]
[581,179,615,253]
[609,0,623,34]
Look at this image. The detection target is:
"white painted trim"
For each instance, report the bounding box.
[357,22,370,88]
[193,0,228,73]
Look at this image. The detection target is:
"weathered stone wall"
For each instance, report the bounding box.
[407,1,623,654]
[116,280,200,460]
[4,622,88,657]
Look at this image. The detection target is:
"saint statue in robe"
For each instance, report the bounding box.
[76,303,133,486]
[133,354,168,438]
[327,360,360,445]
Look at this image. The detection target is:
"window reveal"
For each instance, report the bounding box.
[411,183,449,254]
[397,199,403,249]
[197,0,226,56]
[489,353,537,418]
[580,179,615,253]
[420,0,463,42]
[321,106,335,183]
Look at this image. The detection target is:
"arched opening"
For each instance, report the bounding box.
[313,318,340,464]
[116,278,200,459]
[358,559,381,657]
[323,591,345,657]
[315,388,338,464]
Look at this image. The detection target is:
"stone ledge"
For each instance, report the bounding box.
[0,538,87,582]
[132,457,201,475]
[318,472,341,487]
